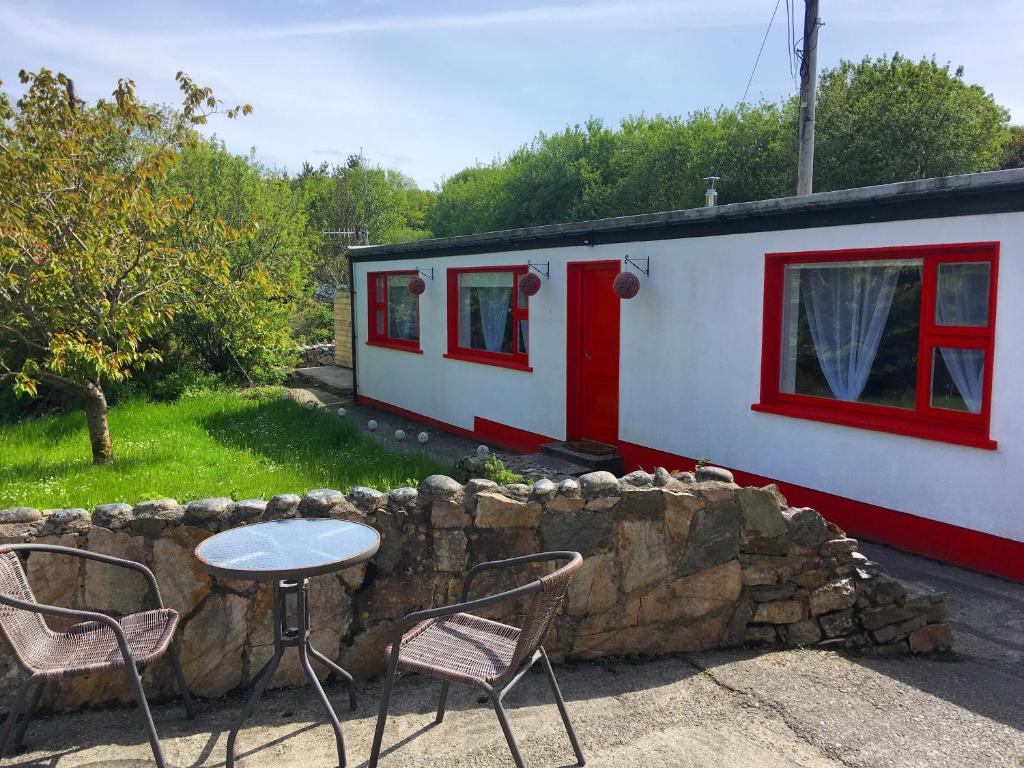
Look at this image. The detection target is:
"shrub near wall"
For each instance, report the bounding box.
[0,467,951,713]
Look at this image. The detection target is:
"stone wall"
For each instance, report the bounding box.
[298,342,335,367]
[0,467,951,713]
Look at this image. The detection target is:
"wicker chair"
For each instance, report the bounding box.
[368,551,585,768]
[0,544,194,767]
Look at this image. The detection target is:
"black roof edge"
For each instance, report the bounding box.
[350,168,1024,262]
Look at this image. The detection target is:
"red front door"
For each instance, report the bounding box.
[566,261,621,444]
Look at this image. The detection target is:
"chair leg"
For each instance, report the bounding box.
[488,688,526,768]
[13,679,45,749]
[367,661,399,768]
[124,662,167,768]
[168,639,196,720]
[435,681,450,724]
[540,648,585,766]
[0,677,35,757]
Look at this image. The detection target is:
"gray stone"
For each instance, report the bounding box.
[860,603,926,630]
[475,492,539,528]
[676,499,740,575]
[652,467,672,487]
[233,499,266,519]
[92,503,133,530]
[185,497,234,521]
[737,488,787,536]
[672,471,696,484]
[0,507,41,524]
[46,508,90,531]
[130,498,183,535]
[347,486,387,512]
[760,483,788,509]
[557,478,581,497]
[431,500,472,528]
[750,583,797,602]
[782,619,822,646]
[298,488,346,517]
[265,493,300,519]
[818,608,856,638]
[823,537,859,556]
[784,507,828,547]
[584,496,620,511]
[618,519,669,594]
[744,625,778,645]
[465,478,498,498]
[531,478,557,498]
[434,530,468,572]
[872,614,927,644]
[504,483,531,499]
[752,599,805,624]
[909,623,953,653]
[621,470,653,488]
[418,475,464,503]
[615,488,666,519]
[387,487,418,508]
[696,465,734,483]
[541,510,614,557]
[863,576,908,606]
[809,578,857,616]
[578,471,619,496]
[547,494,585,513]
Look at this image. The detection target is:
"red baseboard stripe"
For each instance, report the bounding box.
[618,439,1024,582]
[355,395,553,454]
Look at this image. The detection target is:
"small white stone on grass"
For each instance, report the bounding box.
[367,419,378,431]
[394,429,406,440]
[418,431,429,444]
[337,407,347,417]
[305,401,316,409]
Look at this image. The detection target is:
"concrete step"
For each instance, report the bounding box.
[540,441,623,474]
[291,366,353,398]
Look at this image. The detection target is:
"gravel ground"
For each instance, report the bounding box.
[9,544,1022,768]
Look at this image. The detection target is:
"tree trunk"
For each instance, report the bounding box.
[83,384,113,465]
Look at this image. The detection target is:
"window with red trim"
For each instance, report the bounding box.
[754,243,998,449]
[366,270,421,353]
[445,266,531,371]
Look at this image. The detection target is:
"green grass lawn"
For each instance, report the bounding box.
[0,389,448,509]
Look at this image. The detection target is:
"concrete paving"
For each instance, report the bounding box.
[10,544,1022,768]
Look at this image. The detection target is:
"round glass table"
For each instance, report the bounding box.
[195,518,380,768]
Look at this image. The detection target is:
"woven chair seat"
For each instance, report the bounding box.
[18,609,179,680]
[389,612,521,686]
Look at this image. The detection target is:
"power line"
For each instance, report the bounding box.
[711,0,784,180]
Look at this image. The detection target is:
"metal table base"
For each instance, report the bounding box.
[226,578,357,768]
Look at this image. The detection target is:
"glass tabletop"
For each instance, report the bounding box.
[194,519,380,580]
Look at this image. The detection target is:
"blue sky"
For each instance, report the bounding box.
[1,1,1021,187]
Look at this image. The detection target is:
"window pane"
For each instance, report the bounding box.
[386,274,419,341]
[375,276,385,303]
[375,308,385,336]
[517,281,528,309]
[936,262,990,327]
[932,347,984,413]
[518,319,528,354]
[780,260,921,409]
[458,272,513,353]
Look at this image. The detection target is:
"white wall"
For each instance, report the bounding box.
[354,211,1024,543]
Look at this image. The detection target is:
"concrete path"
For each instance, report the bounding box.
[292,366,353,396]
[11,545,1022,768]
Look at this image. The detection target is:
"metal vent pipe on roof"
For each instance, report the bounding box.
[704,176,720,207]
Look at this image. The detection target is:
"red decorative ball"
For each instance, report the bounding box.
[518,272,542,297]
[613,271,640,299]
[407,276,426,295]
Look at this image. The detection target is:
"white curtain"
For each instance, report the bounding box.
[935,263,988,413]
[937,348,984,413]
[387,276,416,340]
[801,264,901,401]
[459,272,512,352]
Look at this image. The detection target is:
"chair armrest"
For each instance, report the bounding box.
[0,593,134,659]
[461,551,578,602]
[5,543,165,609]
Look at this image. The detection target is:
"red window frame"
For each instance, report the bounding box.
[366,270,422,353]
[444,265,532,372]
[753,242,999,450]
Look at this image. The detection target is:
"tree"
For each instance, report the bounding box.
[0,69,251,463]
[163,140,311,381]
[1001,125,1024,169]
[814,54,1010,191]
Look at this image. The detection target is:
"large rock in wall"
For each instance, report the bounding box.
[0,468,951,713]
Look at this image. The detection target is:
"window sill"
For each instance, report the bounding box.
[751,401,997,450]
[443,351,533,372]
[365,339,423,354]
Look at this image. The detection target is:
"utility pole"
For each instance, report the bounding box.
[796,0,820,196]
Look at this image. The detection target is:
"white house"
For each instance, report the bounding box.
[348,169,1024,581]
